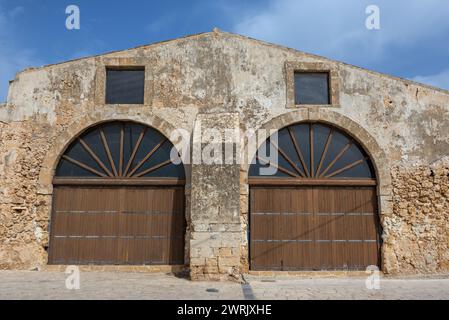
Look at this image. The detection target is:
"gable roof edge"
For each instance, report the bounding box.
[12,29,449,96]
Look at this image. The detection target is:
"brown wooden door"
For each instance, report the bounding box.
[48,186,185,265]
[250,186,381,271]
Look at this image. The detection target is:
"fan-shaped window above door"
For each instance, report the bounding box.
[55,121,185,184]
[249,122,376,185]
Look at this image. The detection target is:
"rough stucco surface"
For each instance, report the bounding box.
[0,31,449,279]
[190,113,242,281]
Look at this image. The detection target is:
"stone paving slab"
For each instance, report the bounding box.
[0,271,449,300]
[245,275,449,300]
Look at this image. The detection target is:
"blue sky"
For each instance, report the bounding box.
[1,0,449,101]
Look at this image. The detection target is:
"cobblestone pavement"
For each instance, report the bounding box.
[0,271,449,300]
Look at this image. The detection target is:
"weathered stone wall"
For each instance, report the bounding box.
[0,120,50,269]
[1,30,449,278]
[383,160,449,274]
[189,113,242,281]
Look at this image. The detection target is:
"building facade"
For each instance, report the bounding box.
[0,30,448,281]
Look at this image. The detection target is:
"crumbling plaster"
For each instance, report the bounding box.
[1,30,448,277]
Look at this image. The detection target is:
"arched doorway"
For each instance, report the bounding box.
[249,122,382,271]
[48,121,186,265]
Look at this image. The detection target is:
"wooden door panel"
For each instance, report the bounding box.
[315,187,376,213]
[53,187,121,212]
[49,186,185,265]
[250,187,380,271]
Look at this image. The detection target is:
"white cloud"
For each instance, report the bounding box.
[411,70,449,91]
[232,0,449,64]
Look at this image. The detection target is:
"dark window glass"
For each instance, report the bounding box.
[312,124,332,174]
[294,72,330,105]
[106,69,145,104]
[56,158,97,177]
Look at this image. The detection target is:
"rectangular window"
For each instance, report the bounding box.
[106,68,145,104]
[294,72,330,105]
